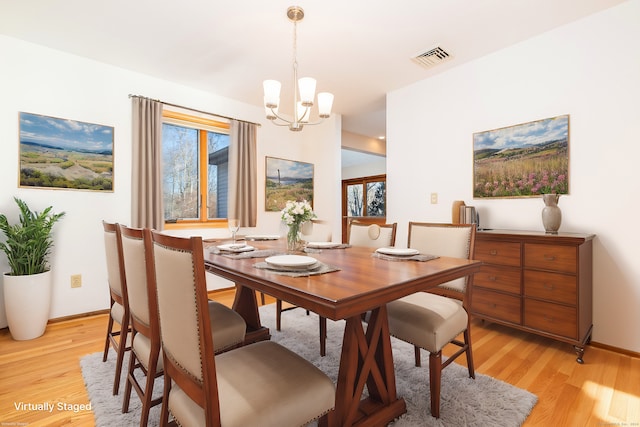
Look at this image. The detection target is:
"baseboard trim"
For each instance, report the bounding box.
[48,309,110,324]
[0,309,110,333]
[590,341,640,359]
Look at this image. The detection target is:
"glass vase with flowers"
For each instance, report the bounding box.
[281,200,315,251]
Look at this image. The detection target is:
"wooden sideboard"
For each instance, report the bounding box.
[472,229,594,363]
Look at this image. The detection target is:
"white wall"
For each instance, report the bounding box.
[0,35,341,326]
[342,131,386,156]
[342,158,386,180]
[387,0,640,352]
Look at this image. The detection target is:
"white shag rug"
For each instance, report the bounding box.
[81,304,537,426]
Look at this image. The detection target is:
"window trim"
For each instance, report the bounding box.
[162,110,231,230]
[341,174,387,241]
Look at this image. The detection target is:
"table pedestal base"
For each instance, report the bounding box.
[336,306,407,426]
[232,285,271,344]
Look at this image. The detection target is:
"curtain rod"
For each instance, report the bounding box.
[128,94,262,127]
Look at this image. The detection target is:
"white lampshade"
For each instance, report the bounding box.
[317,92,334,118]
[298,77,316,107]
[296,102,310,123]
[263,80,281,108]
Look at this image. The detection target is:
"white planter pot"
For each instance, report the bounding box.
[3,270,52,340]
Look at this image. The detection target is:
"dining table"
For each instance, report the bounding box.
[204,238,482,427]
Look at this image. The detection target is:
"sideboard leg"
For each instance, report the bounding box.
[574,345,585,364]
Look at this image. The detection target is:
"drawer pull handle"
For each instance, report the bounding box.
[544,283,555,290]
[488,276,497,281]
[490,250,498,256]
[544,316,555,323]
[544,255,556,261]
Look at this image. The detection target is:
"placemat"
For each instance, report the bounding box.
[254,261,340,277]
[208,248,284,259]
[304,243,351,253]
[372,252,439,262]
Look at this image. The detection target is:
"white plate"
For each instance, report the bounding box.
[306,241,341,249]
[216,243,255,253]
[265,255,317,269]
[375,247,420,256]
[245,234,280,241]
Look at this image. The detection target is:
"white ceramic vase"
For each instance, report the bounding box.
[542,194,562,234]
[3,270,52,340]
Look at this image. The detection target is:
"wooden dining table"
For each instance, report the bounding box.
[204,239,481,427]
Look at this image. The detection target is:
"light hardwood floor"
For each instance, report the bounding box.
[1,289,638,426]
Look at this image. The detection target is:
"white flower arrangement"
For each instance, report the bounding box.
[280,200,315,226]
[281,200,316,250]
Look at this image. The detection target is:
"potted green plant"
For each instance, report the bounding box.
[0,197,65,340]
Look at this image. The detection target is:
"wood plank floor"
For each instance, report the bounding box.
[1,289,638,426]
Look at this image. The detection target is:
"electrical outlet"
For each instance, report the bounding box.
[430,193,438,204]
[71,274,82,288]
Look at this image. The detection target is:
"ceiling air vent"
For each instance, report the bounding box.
[412,46,452,69]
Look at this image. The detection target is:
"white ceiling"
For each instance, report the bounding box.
[0,0,627,139]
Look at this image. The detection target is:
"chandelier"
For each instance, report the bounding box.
[263,6,334,132]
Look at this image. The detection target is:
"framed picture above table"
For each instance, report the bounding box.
[265,156,314,211]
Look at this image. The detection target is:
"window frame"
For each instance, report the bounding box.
[341,174,387,241]
[162,110,231,230]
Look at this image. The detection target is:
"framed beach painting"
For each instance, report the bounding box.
[19,112,114,191]
[473,114,569,198]
[265,156,314,211]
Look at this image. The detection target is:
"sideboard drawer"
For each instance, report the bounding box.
[474,265,521,294]
[524,243,576,273]
[524,270,577,305]
[475,240,521,267]
[472,288,521,324]
[524,299,577,339]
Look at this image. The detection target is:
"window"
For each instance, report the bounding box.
[341,174,387,241]
[343,175,386,218]
[162,110,230,226]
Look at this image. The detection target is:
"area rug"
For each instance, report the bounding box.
[81,304,537,426]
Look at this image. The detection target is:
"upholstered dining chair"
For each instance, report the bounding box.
[300,218,332,242]
[102,221,131,396]
[118,224,164,426]
[120,225,248,426]
[347,220,397,248]
[385,222,476,419]
[148,230,336,427]
[275,219,333,355]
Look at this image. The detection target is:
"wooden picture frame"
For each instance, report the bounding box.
[19,112,114,191]
[265,156,314,211]
[473,114,569,198]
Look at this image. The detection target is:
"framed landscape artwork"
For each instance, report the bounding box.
[265,156,314,211]
[473,114,569,198]
[19,112,114,191]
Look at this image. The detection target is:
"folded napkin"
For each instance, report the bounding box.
[203,238,245,246]
[305,243,351,249]
[371,252,439,262]
[254,261,340,277]
[303,243,351,253]
[209,248,284,259]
